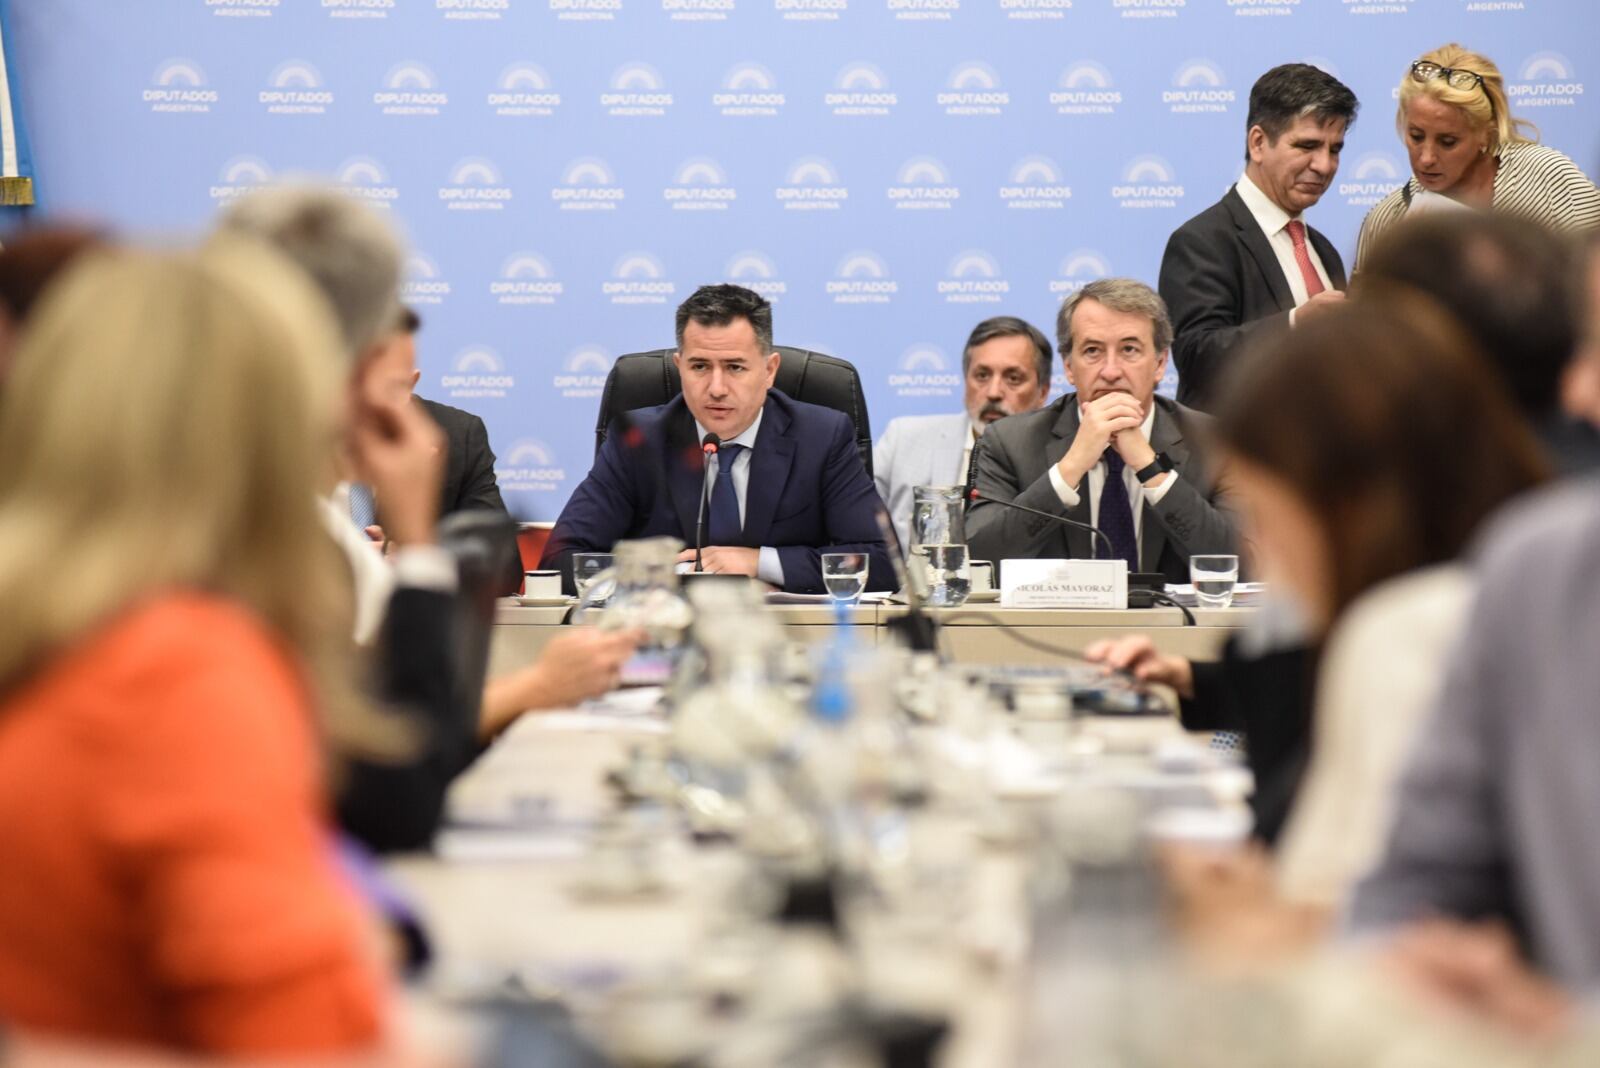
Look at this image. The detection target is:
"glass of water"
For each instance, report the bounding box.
[822,552,870,603]
[1189,554,1239,609]
[915,544,970,608]
[573,552,615,603]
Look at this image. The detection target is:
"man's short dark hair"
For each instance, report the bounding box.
[1245,63,1359,159]
[1358,213,1579,417]
[674,284,773,353]
[962,316,1052,392]
[395,304,420,335]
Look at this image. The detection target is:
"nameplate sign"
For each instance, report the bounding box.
[1000,558,1128,609]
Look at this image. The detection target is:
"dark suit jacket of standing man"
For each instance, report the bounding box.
[966,393,1237,585]
[541,389,894,595]
[418,395,522,596]
[1160,185,1346,411]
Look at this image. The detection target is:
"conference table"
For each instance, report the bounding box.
[488,599,1254,678]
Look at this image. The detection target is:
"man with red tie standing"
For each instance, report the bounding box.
[1160,63,1360,411]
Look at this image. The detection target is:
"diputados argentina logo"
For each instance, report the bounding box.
[1004,0,1068,20]
[260,61,333,115]
[552,158,625,211]
[716,63,785,117]
[324,0,394,18]
[336,157,401,210]
[1165,60,1235,115]
[890,345,959,398]
[402,253,452,306]
[725,251,788,301]
[439,158,513,211]
[498,441,566,495]
[1463,0,1523,9]
[940,251,1009,305]
[492,253,562,306]
[777,0,846,22]
[1112,156,1184,209]
[208,0,279,17]
[605,252,677,306]
[490,64,561,117]
[603,63,673,117]
[437,0,511,19]
[665,0,732,20]
[145,60,217,114]
[1338,153,1404,207]
[1115,0,1182,17]
[554,348,610,400]
[889,0,957,22]
[1000,156,1071,210]
[828,251,896,305]
[1229,0,1298,15]
[775,158,848,212]
[664,159,738,212]
[1342,0,1410,13]
[887,157,959,211]
[828,63,896,117]
[939,62,1008,116]
[209,157,274,203]
[1049,250,1113,295]
[552,0,618,18]
[375,63,448,116]
[1052,62,1121,116]
[442,347,515,399]
[1511,53,1583,108]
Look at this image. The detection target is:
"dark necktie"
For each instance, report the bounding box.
[1098,451,1139,572]
[707,443,745,546]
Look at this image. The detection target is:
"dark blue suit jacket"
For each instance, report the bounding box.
[541,390,894,594]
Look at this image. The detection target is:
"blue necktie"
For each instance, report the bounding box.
[348,482,377,530]
[707,443,745,546]
[1097,451,1139,572]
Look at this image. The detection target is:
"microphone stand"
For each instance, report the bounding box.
[694,432,721,573]
[966,488,1117,561]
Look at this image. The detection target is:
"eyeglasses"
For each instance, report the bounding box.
[1410,60,1486,92]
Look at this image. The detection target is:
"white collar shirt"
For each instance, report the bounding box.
[1235,172,1333,308]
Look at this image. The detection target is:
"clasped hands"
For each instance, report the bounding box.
[674,546,761,577]
[1055,392,1165,489]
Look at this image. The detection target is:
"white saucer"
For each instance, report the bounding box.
[963,589,1001,604]
[516,595,574,607]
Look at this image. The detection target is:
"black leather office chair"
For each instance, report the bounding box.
[592,347,874,478]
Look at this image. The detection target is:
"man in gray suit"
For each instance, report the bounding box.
[967,278,1237,585]
[873,316,1052,552]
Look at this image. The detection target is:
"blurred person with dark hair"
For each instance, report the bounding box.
[1359,211,1600,474]
[0,241,392,1054]
[1090,294,1545,864]
[542,283,892,593]
[1160,63,1359,410]
[1348,230,1600,992]
[1356,44,1599,268]
[873,315,1052,552]
[361,306,522,595]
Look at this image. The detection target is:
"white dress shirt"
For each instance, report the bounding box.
[693,410,785,586]
[1044,405,1177,563]
[1234,172,1333,322]
[959,421,979,486]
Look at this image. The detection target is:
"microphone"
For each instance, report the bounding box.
[694,432,721,572]
[966,487,1117,562]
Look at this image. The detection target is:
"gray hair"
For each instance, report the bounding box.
[215,184,403,357]
[1056,278,1174,357]
[961,316,1052,392]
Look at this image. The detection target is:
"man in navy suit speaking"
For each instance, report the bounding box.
[541,283,893,594]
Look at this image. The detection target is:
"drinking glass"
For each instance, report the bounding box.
[1189,554,1239,609]
[573,552,614,603]
[914,544,970,607]
[821,552,870,603]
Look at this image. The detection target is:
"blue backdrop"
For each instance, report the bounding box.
[8,0,1598,518]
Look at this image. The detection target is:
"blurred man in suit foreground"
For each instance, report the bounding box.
[542,283,892,594]
[967,278,1237,585]
[1161,63,1358,410]
[873,315,1051,552]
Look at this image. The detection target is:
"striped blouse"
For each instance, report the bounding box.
[1355,141,1600,268]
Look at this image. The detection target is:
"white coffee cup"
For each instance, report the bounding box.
[522,570,563,598]
[969,559,995,592]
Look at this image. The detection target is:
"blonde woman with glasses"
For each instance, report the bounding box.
[0,240,394,1055]
[1355,43,1600,267]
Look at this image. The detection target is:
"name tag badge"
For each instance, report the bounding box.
[1000,559,1128,609]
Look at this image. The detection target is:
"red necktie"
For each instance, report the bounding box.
[1285,219,1325,298]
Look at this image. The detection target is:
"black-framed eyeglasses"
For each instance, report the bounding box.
[1410,60,1486,92]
